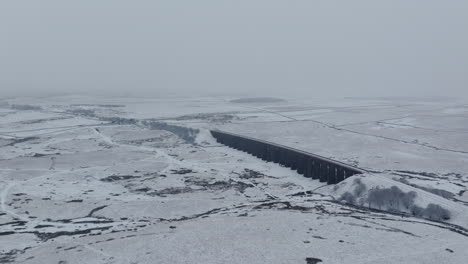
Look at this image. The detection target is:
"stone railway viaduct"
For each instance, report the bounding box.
[210,130,365,184]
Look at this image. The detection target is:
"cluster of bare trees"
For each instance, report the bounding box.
[339,180,451,221]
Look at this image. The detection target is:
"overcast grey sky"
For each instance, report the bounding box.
[1,0,467,98]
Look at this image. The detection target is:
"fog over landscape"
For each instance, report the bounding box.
[1,1,468,264]
[1,0,467,99]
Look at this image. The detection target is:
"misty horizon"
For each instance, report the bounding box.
[1,1,467,99]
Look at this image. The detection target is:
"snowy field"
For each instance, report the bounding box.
[1,95,467,264]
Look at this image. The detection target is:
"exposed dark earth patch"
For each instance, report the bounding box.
[252,201,314,212]
[100,175,139,182]
[131,177,254,198]
[158,205,246,223]
[32,226,113,241]
[305,257,323,264]
[145,187,194,197]
[0,209,132,241]
[65,199,83,203]
[288,191,316,197]
[170,168,194,175]
[311,235,326,240]
[33,225,54,229]
[0,221,27,227]
[0,248,29,263]
[87,205,108,217]
[3,137,39,147]
[235,169,275,179]
[31,153,60,158]
[139,172,166,182]
[184,178,253,193]
[0,231,15,237]
[117,133,178,146]
[173,113,239,123]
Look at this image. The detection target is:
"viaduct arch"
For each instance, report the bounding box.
[210,130,364,184]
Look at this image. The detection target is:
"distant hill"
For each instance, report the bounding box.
[230,97,286,103]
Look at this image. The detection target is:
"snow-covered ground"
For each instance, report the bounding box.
[1,95,467,264]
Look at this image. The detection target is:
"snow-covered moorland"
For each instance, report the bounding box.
[1,95,467,264]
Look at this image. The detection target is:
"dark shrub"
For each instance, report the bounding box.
[353,178,367,197]
[367,186,416,211]
[422,204,451,221]
[410,205,424,217]
[339,192,356,204]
